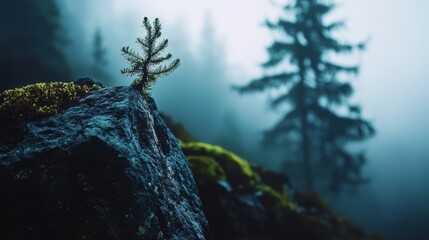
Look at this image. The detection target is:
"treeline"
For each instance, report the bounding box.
[0,0,110,91]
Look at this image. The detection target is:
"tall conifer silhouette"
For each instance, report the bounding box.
[236,0,375,191]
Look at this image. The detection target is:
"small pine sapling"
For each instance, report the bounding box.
[121,17,180,95]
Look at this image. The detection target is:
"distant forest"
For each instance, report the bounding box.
[0,0,111,91]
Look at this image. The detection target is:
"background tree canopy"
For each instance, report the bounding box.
[236,0,375,192]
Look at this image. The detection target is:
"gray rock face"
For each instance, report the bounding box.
[0,86,208,240]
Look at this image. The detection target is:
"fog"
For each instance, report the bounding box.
[38,0,429,238]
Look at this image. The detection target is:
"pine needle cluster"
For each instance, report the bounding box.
[121,17,180,96]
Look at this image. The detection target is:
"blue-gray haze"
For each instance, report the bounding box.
[56,0,429,239]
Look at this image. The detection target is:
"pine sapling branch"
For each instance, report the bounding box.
[120,17,180,96]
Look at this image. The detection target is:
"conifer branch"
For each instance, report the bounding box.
[120,17,180,96]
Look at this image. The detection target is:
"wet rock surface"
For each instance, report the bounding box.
[0,86,208,240]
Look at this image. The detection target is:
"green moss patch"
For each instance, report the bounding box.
[181,142,259,189]
[0,82,99,125]
[187,156,226,187]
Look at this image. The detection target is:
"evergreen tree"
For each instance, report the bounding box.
[93,28,108,67]
[0,0,69,91]
[236,0,375,192]
[91,28,110,83]
[121,17,180,95]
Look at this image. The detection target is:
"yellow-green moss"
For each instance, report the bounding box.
[181,142,259,189]
[256,184,299,220]
[0,82,99,124]
[187,156,226,186]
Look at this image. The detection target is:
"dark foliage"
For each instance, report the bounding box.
[0,0,70,91]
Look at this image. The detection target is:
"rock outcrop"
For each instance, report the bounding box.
[0,86,208,239]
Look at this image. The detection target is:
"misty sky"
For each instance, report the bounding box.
[58,0,429,239]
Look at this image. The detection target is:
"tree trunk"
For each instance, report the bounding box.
[300,92,313,190]
[297,61,314,191]
[133,64,148,94]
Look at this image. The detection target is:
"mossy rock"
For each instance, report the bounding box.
[251,164,291,192]
[0,82,100,125]
[181,142,259,190]
[187,156,226,187]
[255,184,299,222]
[295,191,330,214]
[0,82,100,146]
[179,141,380,239]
